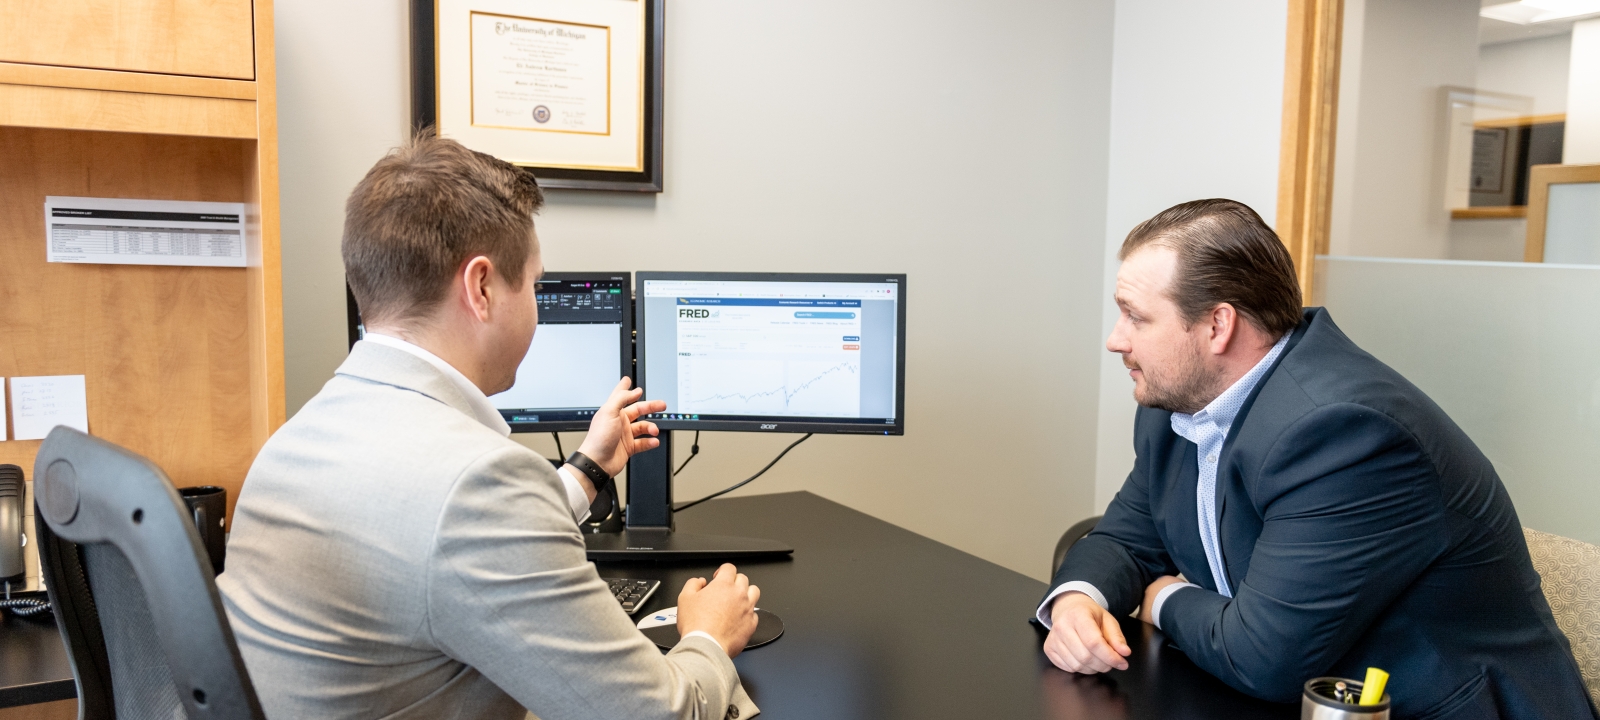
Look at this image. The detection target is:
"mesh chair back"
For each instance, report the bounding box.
[33,427,264,720]
[1524,527,1600,709]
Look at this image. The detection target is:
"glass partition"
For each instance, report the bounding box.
[1319,256,1600,544]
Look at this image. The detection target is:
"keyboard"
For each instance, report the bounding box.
[606,578,660,615]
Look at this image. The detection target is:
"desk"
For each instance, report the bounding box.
[600,491,1297,720]
[0,491,1297,719]
[0,613,72,709]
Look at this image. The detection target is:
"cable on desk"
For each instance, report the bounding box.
[0,598,50,616]
[673,433,812,513]
[673,431,701,477]
[552,432,564,461]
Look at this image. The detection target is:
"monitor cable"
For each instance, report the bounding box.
[551,432,565,461]
[673,433,813,513]
[673,431,701,476]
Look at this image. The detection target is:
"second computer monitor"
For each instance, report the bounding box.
[636,272,906,435]
[490,272,632,433]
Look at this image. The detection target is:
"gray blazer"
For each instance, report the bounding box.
[217,342,757,720]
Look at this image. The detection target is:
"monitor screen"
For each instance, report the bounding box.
[636,272,905,435]
[490,272,632,433]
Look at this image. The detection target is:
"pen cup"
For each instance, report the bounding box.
[1303,678,1390,720]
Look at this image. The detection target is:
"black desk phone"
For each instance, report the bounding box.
[0,465,23,582]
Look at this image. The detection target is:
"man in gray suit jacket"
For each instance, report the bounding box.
[218,136,762,719]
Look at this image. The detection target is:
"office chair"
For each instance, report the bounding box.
[1523,527,1600,708]
[1051,515,1102,576]
[33,427,265,720]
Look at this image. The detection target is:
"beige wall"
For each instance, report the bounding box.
[1091,0,1289,510]
[275,0,1117,580]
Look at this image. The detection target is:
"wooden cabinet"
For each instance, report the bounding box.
[0,0,283,520]
[0,0,256,79]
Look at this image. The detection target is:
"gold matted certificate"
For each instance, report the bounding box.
[470,13,612,135]
[421,0,663,191]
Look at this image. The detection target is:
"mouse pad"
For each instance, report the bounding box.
[637,607,784,651]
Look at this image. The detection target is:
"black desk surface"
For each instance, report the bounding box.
[0,490,1299,717]
[601,491,1298,720]
[0,610,73,707]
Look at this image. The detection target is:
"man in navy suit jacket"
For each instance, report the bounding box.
[1039,199,1596,719]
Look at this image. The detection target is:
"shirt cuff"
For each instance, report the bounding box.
[555,466,592,524]
[1035,581,1109,628]
[681,630,724,653]
[1149,581,1198,630]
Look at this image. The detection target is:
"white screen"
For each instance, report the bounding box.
[490,323,620,409]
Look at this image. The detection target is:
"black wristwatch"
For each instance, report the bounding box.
[565,451,612,489]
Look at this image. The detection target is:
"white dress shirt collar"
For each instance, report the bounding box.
[362,333,513,437]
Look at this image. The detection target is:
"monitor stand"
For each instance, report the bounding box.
[584,432,794,562]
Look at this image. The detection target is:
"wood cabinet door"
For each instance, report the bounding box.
[0,0,255,80]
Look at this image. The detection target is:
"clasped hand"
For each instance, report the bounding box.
[1042,575,1184,674]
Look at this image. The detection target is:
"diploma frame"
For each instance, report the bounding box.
[412,0,665,192]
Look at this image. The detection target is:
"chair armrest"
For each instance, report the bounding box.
[1052,515,1102,577]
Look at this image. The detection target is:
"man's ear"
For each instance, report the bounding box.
[1208,303,1238,356]
[460,256,496,322]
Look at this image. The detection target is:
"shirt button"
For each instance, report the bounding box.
[1207,455,1217,463]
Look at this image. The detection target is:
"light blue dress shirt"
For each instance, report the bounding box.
[1036,332,1290,629]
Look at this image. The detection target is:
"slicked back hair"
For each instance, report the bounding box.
[343,134,544,325]
[1119,199,1303,338]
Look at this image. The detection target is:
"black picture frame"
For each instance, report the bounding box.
[410,0,666,193]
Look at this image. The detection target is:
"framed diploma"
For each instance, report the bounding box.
[412,0,665,192]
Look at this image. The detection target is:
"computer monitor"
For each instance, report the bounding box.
[490,272,633,433]
[635,272,906,435]
[583,271,906,561]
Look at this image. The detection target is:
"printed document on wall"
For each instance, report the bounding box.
[10,376,89,441]
[45,196,247,268]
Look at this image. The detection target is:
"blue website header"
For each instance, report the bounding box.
[677,297,861,307]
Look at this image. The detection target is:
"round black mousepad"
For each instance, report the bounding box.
[641,609,784,651]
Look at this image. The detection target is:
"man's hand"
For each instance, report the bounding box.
[568,378,668,489]
[676,564,761,658]
[1139,575,1185,627]
[1043,591,1131,673]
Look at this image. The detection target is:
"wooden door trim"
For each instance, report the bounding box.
[1276,0,1344,305]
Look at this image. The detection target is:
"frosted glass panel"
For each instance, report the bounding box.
[1321,256,1600,545]
[1543,182,1600,265]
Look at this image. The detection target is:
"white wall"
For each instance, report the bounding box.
[275,0,1117,581]
[1091,0,1289,510]
[1330,0,1483,260]
[1477,33,1571,116]
[1566,18,1600,163]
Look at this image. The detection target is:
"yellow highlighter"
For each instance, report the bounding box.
[1359,667,1390,705]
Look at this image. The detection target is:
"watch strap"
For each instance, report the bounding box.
[565,451,611,487]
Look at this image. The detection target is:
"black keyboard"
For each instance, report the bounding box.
[606,578,660,616]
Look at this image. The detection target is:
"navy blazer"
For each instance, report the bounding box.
[1050,308,1596,719]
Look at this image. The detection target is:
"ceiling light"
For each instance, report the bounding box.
[1481,0,1600,24]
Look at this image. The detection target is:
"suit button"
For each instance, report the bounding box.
[726,705,740,719]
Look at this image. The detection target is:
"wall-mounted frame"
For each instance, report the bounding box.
[1525,163,1600,263]
[411,0,665,192]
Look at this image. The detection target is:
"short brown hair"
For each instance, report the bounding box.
[343,134,544,324]
[1120,199,1302,337]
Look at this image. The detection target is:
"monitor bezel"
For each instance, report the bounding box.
[502,271,634,434]
[635,271,907,436]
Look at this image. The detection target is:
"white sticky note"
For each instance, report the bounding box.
[10,376,89,441]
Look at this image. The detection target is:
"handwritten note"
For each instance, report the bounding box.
[10,376,89,441]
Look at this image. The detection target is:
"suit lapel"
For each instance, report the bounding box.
[1212,317,1313,592]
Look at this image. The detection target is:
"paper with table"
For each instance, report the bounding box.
[45,196,247,268]
[9,376,89,441]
